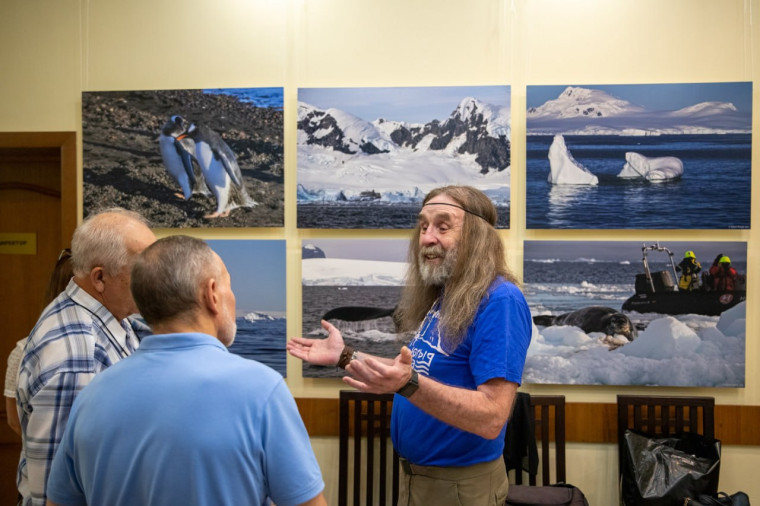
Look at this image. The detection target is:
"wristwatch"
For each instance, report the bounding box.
[396,369,419,398]
[337,345,355,369]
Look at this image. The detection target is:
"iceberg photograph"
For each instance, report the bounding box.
[207,240,286,376]
[523,240,747,387]
[526,82,751,229]
[297,86,511,229]
[301,239,408,377]
[82,88,284,228]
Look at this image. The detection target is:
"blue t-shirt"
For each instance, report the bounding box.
[46,333,324,506]
[391,278,532,466]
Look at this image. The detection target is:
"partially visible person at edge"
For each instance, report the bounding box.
[16,208,156,506]
[709,255,739,292]
[676,250,702,291]
[46,235,326,506]
[288,185,532,506]
[4,250,74,437]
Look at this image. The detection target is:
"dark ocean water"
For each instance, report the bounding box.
[227,317,286,376]
[203,88,283,110]
[297,202,510,229]
[523,258,747,316]
[526,134,751,229]
[301,285,405,378]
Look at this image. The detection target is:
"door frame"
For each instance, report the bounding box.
[0,131,77,245]
[0,131,77,503]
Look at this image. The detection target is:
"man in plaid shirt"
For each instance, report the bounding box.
[16,208,155,506]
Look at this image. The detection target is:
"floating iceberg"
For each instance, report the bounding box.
[243,312,281,323]
[617,152,683,182]
[547,135,598,185]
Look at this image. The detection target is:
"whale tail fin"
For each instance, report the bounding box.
[323,306,397,322]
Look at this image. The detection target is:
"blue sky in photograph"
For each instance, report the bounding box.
[303,238,409,262]
[299,85,510,124]
[526,82,752,112]
[207,240,286,315]
[524,241,747,264]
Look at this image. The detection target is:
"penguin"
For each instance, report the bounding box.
[158,115,210,200]
[178,123,257,218]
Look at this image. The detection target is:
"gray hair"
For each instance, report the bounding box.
[71,208,150,277]
[131,235,219,325]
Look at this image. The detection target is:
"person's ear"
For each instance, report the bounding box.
[201,277,220,315]
[90,267,106,294]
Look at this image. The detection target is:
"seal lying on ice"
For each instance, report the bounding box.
[532,305,638,341]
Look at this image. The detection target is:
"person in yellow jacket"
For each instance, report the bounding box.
[676,250,702,291]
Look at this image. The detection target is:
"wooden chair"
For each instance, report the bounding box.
[338,390,399,506]
[506,394,567,486]
[338,391,567,504]
[616,395,715,478]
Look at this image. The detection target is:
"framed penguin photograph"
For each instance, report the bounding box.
[82,88,284,228]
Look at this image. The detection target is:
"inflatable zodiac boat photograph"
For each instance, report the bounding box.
[622,243,746,316]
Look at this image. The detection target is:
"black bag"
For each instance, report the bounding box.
[621,429,721,506]
[685,491,750,506]
[506,484,589,506]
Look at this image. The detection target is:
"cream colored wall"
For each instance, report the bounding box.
[1,0,758,503]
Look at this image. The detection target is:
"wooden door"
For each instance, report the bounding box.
[0,132,76,504]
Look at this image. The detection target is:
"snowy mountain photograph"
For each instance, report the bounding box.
[525,82,751,229]
[297,86,511,229]
[301,239,408,377]
[207,240,286,376]
[523,240,747,387]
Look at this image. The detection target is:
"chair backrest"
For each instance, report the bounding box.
[339,390,399,506]
[339,391,568,503]
[616,395,715,476]
[506,394,567,486]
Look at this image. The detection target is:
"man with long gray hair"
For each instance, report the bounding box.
[16,208,155,506]
[46,236,326,506]
[288,185,532,506]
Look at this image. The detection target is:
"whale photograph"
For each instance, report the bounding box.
[300,238,408,377]
[526,82,752,229]
[82,88,284,228]
[523,240,747,387]
[207,240,286,376]
[297,86,511,229]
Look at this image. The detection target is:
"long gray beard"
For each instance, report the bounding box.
[419,245,457,287]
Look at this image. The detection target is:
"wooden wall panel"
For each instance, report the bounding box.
[296,398,760,446]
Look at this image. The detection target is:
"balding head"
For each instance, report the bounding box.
[72,208,154,277]
[131,236,237,345]
[71,208,156,320]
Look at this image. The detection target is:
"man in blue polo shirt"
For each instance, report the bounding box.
[288,185,532,506]
[47,236,326,506]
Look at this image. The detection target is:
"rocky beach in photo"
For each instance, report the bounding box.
[82,89,284,228]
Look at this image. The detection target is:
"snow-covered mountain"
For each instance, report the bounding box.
[378,97,510,174]
[302,258,407,286]
[527,86,751,136]
[668,101,738,117]
[243,311,283,322]
[298,103,397,155]
[298,97,509,173]
[527,86,645,119]
[297,97,511,203]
